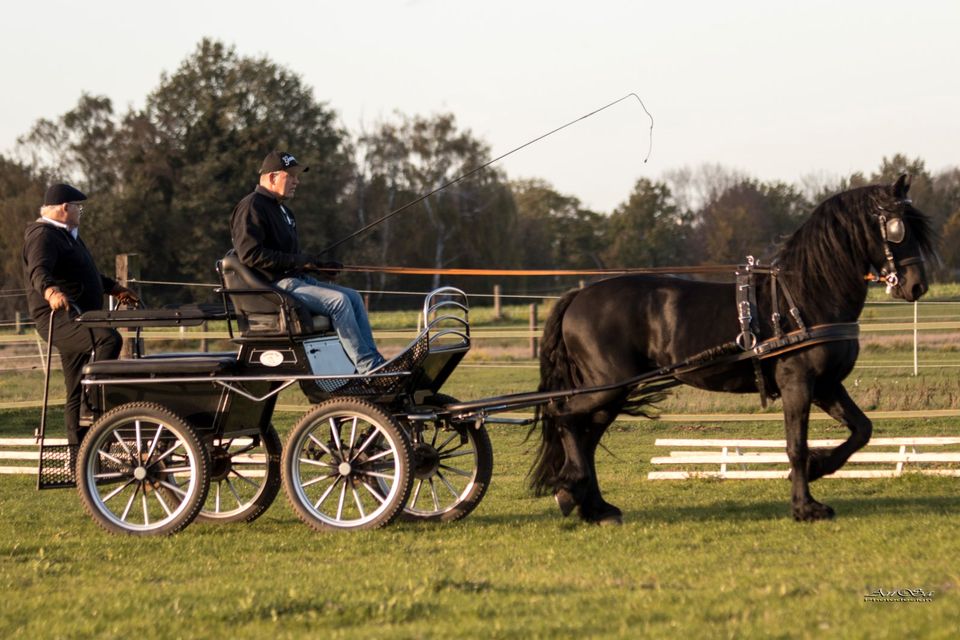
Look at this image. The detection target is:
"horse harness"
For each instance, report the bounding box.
[537,198,920,416]
[732,255,835,406]
[724,202,920,406]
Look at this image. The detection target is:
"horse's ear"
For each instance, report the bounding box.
[893,174,911,198]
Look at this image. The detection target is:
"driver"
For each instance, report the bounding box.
[230,150,385,373]
[22,183,139,445]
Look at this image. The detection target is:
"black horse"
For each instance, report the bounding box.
[532,176,935,524]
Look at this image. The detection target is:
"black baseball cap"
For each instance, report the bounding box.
[258,151,309,175]
[44,183,87,206]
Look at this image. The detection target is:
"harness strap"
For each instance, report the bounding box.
[477,323,862,418]
[735,257,759,350]
[769,270,783,339]
[757,322,861,358]
[752,358,769,408]
[776,273,806,331]
[671,322,861,377]
[742,266,768,405]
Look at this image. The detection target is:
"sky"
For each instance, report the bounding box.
[2,0,958,213]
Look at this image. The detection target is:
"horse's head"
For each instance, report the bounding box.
[867,175,934,302]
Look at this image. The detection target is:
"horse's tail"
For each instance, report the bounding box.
[529,288,581,496]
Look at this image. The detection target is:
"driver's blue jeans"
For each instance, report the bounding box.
[275,276,384,373]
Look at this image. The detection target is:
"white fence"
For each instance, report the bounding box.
[0,437,64,476]
[648,437,960,480]
[0,437,265,477]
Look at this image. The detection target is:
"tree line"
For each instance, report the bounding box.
[2,39,959,319]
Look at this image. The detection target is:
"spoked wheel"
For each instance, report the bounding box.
[398,394,493,522]
[76,402,209,536]
[195,425,282,524]
[282,398,413,531]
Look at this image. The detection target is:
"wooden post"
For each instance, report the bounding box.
[913,301,919,377]
[578,279,586,289]
[115,254,141,297]
[15,311,23,335]
[493,284,502,320]
[115,254,141,358]
[36,338,47,370]
[200,321,208,353]
[529,303,538,359]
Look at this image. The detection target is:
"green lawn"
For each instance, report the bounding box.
[1,410,958,639]
[1,288,959,637]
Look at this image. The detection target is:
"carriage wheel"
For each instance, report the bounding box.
[282,398,413,531]
[397,394,493,522]
[194,424,282,524]
[76,402,209,536]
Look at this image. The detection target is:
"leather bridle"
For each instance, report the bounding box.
[874,198,924,293]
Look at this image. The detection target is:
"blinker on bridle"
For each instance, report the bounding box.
[874,197,923,292]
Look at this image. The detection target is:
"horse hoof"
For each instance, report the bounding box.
[596,514,623,526]
[554,489,577,517]
[793,502,835,522]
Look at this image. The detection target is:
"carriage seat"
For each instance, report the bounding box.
[83,354,238,377]
[218,254,332,339]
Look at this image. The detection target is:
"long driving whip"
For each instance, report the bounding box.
[320,93,654,255]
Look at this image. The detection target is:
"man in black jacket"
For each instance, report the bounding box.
[22,183,138,445]
[231,151,385,373]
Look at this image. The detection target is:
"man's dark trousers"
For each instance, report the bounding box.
[36,311,121,445]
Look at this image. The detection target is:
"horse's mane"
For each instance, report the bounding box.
[774,184,935,320]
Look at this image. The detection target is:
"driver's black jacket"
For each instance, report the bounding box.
[230,186,312,282]
[22,220,117,321]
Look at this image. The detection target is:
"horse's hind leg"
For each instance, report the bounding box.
[781,383,835,521]
[552,415,592,517]
[551,392,625,521]
[810,383,872,481]
[576,409,622,525]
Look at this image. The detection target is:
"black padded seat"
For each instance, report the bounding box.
[83,355,238,377]
[137,351,236,360]
[218,254,332,337]
[76,307,225,328]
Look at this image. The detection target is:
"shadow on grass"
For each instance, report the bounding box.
[463,493,959,528]
[823,494,959,517]
[454,510,566,527]
[626,494,958,524]
[0,408,50,436]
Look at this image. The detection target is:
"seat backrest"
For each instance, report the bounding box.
[218,254,316,337]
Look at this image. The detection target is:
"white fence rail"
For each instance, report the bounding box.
[648,437,960,480]
[0,437,264,477]
[0,437,65,475]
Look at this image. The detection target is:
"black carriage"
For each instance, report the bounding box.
[36,255,492,535]
[39,177,926,533]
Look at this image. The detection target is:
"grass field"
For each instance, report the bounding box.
[1,407,958,639]
[2,288,960,638]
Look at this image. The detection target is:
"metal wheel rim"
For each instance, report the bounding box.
[84,416,201,532]
[400,422,479,516]
[290,411,405,528]
[202,436,271,518]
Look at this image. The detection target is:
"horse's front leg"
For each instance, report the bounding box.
[809,383,872,481]
[781,383,835,521]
